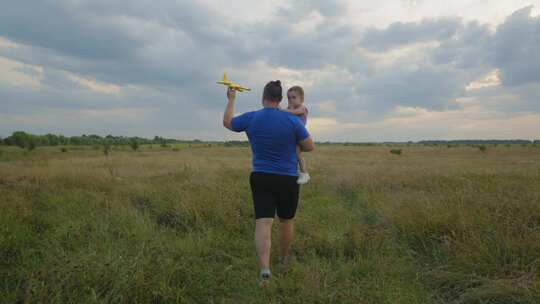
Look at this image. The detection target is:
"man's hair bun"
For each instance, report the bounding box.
[263,80,283,101]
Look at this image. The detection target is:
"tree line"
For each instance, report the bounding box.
[418,139,539,145]
[0,131,188,150]
[1,131,538,150]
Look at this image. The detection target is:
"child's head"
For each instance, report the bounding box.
[287,86,304,108]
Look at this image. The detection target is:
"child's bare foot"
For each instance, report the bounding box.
[297,172,310,184]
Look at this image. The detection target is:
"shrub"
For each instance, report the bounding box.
[60,147,68,153]
[390,149,402,155]
[27,141,36,151]
[129,140,139,151]
[8,131,31,149]
[478,145,487,153]
[103,144,111,155]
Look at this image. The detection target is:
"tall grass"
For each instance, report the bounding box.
[1,145,539,303]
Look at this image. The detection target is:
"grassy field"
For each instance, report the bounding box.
[1,144,539,303]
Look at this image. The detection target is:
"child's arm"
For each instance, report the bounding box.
[281,105,307,116]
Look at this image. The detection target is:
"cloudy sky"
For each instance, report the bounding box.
[1,0,539,142]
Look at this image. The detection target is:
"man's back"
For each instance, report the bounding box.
[231,108,309,176]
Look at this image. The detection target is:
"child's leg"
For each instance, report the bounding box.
[296,145,307,173]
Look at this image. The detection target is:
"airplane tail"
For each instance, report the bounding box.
[222,73,229,83]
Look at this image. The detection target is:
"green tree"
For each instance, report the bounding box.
[28,140,36,151]
[45,133,60,146]
[9,131,31,149]
[69,136,82,145]
[129,139,139,151]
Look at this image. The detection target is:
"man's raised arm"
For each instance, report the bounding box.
[223,88,236,131]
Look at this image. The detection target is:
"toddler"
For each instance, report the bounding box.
[283,86,310,184]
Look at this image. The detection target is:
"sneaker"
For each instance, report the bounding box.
[297,172,310,184]
[259,272,271,287]
[277,256,291,272]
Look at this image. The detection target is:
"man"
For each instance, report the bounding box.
[223,80,315,285]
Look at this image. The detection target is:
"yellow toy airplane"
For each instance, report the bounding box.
[217,73,251,92]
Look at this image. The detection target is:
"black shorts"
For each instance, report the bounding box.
[249,172,300,219]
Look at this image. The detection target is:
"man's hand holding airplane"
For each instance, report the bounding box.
[227,87,236,102]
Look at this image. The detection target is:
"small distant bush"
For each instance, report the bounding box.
[390,149,402,155]
[172,148,179,152]
[60,147,68,153]
[160,143,169,148]
[129,140,139,151]
[27,141,36,151]
[478,145,487,153]
[103,144,111,155]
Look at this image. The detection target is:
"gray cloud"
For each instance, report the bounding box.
[257,23,359,69]
[430,21,493,69]
[361,18,460,51]
[493,6,540,86]
[275,0,347,19]
[0,0,243,89]
[0,1,142,60]
[361,66,465,110]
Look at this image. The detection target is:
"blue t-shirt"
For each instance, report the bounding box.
[231,107,310,176]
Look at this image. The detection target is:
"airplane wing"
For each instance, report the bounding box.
[217,73,250,92]
[231,84,251,92]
